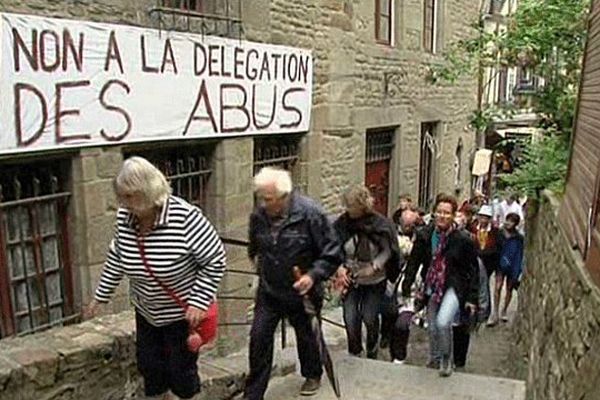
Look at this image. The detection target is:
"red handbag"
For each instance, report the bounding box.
[137,236,218,353]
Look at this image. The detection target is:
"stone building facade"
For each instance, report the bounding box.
[0,0,479,347]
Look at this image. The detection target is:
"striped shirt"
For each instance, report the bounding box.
[94,195,226,326]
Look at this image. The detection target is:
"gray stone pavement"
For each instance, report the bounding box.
[260,296,526,400]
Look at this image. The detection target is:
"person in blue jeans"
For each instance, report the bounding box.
[403,194,479,377]
[489,212,524,325]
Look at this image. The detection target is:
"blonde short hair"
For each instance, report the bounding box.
[114,156,172,207]
[253,167,293,196]
[342,185,374,212]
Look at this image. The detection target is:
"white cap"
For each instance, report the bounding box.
[477,205,493,217]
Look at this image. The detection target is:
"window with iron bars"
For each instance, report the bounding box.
[154,0,243,38]
[253,135,303,192]
[124,145,215,211]
[0,159,75,338]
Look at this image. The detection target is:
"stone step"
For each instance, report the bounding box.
[265,356,526,400]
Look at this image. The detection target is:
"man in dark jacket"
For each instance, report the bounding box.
[243,167,342,400]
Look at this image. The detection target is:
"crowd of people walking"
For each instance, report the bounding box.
[86,158,525,399]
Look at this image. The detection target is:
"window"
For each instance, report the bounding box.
[124,145,214,209]
[253,135,302,191]
[162,0,204,12]
[365,129,395,215]
[418,122,439,210]
[375,0,393,45]
[423,0,438,53]
[497,67,508,104]
[0,159,74,337]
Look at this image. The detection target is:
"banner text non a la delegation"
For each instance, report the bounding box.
[0,13,313,154]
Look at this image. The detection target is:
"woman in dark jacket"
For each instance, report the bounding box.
[333,185,401,359]
[401,194,479,377]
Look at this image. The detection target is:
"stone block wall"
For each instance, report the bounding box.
[0,0,480,351]
[515,191,600,400]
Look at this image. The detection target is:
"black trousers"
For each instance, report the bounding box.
[135,312,200,399]
[389,311,413,361]
[452,325,471,367]
[244,290,322,400]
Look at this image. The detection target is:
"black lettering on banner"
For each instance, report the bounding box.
[280,87,304,129]
[160,38,178,74]
[246,49,259,80]
[287,54,299,83]
[220,45,231,77]
[140,35,159,73]
[194,42,207,76]
[259,53,271,81]
[40,29,60,72]
[220,84,250,133]
[252,85,277,130]
[298,55,310,84]
[104,31,124,73]
[13,28,39,72]
[234,46,244,79]
[99,79,132,141]
[55,80,92,143]
[62,29,84,72]
[14,83,47,147]
[208,44,220,76]
[271,53,281,80]
[183,79,218,135]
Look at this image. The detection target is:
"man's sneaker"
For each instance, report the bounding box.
[392,359,406,365]
[439,358,453,377]
[426,360,440,369]
[300,378,321,396]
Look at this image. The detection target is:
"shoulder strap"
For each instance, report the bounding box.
[136,236,188,311]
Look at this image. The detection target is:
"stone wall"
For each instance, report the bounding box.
[0,311,138,400]
[0,0,479,350]
[515,191,600,400]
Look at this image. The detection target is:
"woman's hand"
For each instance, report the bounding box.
[186,306,207,328]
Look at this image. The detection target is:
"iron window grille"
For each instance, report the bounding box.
[151,0,243,39]
[253,135,303,193]
[125,146,214,209]
[366,130,394,163]
[0,159,75,338]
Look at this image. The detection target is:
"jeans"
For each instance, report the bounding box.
[342,281,385,358]
[244,290,322,400]
[427,287,459,364]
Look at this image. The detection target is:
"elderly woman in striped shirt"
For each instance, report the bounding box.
[85,156,227,400]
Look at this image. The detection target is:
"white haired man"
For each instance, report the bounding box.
[242,167,343,399]
[85,156,226,400]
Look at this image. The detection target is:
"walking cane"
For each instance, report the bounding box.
[293,266,342,399]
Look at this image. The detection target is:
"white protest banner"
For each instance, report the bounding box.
[0,13,313,155]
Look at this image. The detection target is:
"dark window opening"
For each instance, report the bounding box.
[418,122,439,210]
[376,0,393,45]
[0,159,74,338]
[124,145,215,210]
[365,129,395,215]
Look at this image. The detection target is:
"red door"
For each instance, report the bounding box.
[366,160,390,215]
[365,130,394,216]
